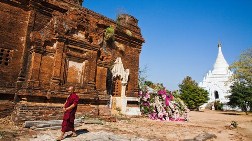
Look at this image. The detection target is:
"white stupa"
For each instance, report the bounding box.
[199,43,233,107]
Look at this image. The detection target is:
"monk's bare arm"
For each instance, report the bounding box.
[65,103,76,111]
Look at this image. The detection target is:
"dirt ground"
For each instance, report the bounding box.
[0,110,252,141]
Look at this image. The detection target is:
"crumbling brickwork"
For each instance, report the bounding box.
[0,100,15,118]
[12,102,109,124]
[0,0,144,121]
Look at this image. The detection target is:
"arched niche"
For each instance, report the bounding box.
[214,91,219,99]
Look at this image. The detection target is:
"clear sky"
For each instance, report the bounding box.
[83,0,252,90]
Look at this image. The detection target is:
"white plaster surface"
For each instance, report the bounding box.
[199,44,233,106]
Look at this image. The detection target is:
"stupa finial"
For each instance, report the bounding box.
[218,41,222,48]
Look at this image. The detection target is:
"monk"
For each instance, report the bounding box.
[57,86,79,140]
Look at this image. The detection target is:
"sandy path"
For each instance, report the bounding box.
[4,110,252,141]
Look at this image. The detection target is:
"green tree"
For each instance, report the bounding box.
[229,47,252,84]
[172,90,180,98]
[228,82,252,114]
[138,66,148,90]
[179,76,209,110]
[228,48,252,114]
[144,81,154,87]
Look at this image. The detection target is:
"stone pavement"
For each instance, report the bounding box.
[30,130,148,141]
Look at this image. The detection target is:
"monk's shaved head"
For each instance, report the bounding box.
[68,86,75,93]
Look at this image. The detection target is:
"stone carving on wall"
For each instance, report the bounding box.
[111,57,129,86]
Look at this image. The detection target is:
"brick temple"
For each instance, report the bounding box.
[0,0,144,122]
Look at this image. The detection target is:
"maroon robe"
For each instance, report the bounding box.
[61,92,79,132]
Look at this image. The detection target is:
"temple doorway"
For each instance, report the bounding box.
[214,91,219,99]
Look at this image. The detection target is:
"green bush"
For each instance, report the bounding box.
[214,101,223,111]
[104,26,115,40]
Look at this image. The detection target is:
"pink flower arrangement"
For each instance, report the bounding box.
[157,89,166,95]
[145,92,150,99]
[139,86,188,122]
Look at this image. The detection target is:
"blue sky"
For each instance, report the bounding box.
[84,0,252,90]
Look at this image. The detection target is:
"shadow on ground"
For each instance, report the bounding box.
[64,129,89,139]
[221,112,241,115]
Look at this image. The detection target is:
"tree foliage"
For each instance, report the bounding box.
[179,76,209,110]
[229,48,252,84]
[228,48,252,114]
[228,81,252,114]
[144,81,154,87]
[138,66,148,90]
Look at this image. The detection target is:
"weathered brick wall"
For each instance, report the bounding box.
[33,11,51,31]
[11,102,110,124]
[0,100,15,118]
[123,47,141,97]
[96,67,107,91]
[0,0,144,120]
[12,102,63,124]
[0,2,29,87]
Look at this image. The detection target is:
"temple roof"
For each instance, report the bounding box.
[212,43,229,74]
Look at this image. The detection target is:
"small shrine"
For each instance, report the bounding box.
[111,57,141,115]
